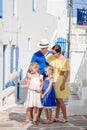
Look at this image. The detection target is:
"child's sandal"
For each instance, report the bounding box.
[42,120,49,124]
[48,120,54,124]
[22,120,29,125]
[33,121,38,125]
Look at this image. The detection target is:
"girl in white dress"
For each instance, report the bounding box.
[21,62,43,125]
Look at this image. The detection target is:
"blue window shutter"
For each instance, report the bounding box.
[0,0,2,18]
[32,0,35,11]
[15,46,19,71]
[10,46,14,73]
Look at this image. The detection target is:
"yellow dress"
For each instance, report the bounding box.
[46,54,70,99]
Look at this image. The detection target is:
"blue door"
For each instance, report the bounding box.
[55,37,66,55]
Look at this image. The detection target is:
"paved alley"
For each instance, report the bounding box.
[0,104,87,130]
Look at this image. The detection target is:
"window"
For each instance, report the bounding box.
[27,37,31,50]
[10,45,19,73]
[2,45,7,89]
[2,45,19,89]
[77,8,87,25]
[0,0,2,18]
[79,34,87,44]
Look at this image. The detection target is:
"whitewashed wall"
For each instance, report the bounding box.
[0,0,57,88]
[17,0,57,76]
[70,43,87,85]
[47,0,67,39]
[0,42,3,90]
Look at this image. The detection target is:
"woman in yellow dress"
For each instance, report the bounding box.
[46,45,70,123]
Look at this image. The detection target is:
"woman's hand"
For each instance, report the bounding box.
[60,85,65,91]
[60,70,69,91]
[60,82,65,91]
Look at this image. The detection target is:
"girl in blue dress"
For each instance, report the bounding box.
[41,65,56,124]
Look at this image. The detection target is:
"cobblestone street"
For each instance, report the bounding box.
[0,104,87,130]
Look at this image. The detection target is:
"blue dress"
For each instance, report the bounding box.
[42,79,56,109]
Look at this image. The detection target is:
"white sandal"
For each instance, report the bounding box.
[59,118,68,123]
[53,118,60,122]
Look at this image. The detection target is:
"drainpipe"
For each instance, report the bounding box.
[67,0,72,58]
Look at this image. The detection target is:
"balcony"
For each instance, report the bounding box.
[77,8,87,25]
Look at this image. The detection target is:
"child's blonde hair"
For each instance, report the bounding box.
[28,62,39,73]
[45,65,54,74]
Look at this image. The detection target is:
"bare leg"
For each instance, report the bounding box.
[44,109,49,120]
[25,108,30,121]
[55,99,61,118]
[22,107,30,125]
[58,99,67,119]
[42,109,49,124]
[29,108,33,119]
[48,109,53,122]
[33,107,38,125]
[37,108,43,118]
[43,109,53,124]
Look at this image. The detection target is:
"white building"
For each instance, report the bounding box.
[0,0,58,110]
[47,0,67,39]
[0,0,57,90]
[67,1,87,115]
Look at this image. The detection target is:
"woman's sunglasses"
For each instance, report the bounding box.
[51,52,57,55]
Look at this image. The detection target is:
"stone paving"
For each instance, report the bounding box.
[0,104,87,130]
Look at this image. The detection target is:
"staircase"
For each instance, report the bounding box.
[67,43,87,116]
[0,86,16,111]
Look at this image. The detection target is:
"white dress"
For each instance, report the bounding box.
[24,74,43,108]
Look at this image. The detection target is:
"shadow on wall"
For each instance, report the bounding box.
[3,68,28,103]
[5,69,23,88]
[5,80,16,88]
